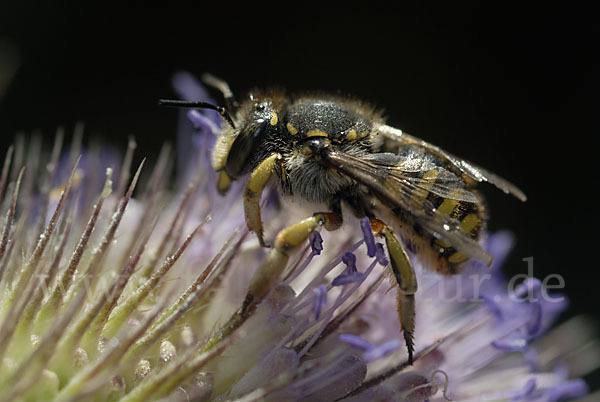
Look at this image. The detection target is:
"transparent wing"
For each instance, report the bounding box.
[387,164,479,203]
[323,150,492,264]
[375,124,527,202]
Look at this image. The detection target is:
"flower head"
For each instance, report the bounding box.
[0,72,597,401]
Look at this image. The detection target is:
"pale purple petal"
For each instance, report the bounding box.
[187,110,220,136]
[514,277,542,299]
[362,339,402,363]
[492,337,527,351]
[482,294,504,320]
[526,302,543,336]
[339,334,373,351]
[360,217,376,258]
[312,285,327,320]
[171,70,221,126]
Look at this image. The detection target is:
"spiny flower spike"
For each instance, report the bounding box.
[0,74,597,401]
[0,166,23,280]
[0,145,14,206]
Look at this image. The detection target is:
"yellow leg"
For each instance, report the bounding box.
[217,170,233,195]
[241,212,341,316]
[370,218,417,364]
[202,212,341,353]
[244,153,282,247]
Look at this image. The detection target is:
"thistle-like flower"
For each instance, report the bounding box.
[0,72,597,401]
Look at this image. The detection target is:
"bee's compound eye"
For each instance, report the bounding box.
[226,121,268,178]
[255,102,266,112]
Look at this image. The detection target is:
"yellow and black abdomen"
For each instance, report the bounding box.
[382,147,488,275]
[429,190,486,274]
[391,189,487,275]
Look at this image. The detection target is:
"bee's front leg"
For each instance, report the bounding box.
[370,218,417,365]
[244,153,283,247]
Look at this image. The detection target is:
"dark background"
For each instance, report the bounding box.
[1,1,598,388]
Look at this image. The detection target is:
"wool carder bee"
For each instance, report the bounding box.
[160,74,526,364]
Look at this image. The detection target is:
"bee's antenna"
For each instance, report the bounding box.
[201,73,239,112]
[158,99,236,129]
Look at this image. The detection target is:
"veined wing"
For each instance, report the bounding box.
[374,124,527,202]
[322,149,492,265]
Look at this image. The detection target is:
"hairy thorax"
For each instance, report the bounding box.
[283,149,358,203]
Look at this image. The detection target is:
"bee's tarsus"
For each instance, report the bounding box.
[404,329,415,365]
[257,233,270,248]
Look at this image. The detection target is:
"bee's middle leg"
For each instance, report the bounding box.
[370,218,417,364]
[244,153,283,247]
[205,211,342,352]
[241,211,342,316]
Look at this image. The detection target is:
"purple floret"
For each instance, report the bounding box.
[360,217,376,258]
[309,231,323,256]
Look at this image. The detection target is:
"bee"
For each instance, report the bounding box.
[160,74,526,364]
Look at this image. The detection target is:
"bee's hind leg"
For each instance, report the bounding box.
[244,153,283,247]
[370,218,417,364]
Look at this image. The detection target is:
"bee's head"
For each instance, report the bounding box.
[159,81,285,195]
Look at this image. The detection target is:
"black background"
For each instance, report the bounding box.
[1,1,598,388]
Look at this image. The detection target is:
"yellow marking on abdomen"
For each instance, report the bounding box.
[412,169,438,204]
[286,122,298,135]
[270,112,278,126]
[437,198,459,216]
[460,213,480,233]
[306,129,329,138]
